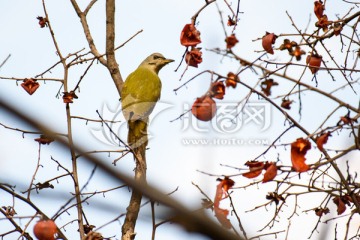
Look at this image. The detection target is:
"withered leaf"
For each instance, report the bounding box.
[262,162,277,183]
[262,32,277,55]
[291,138,311,172]
[314,1,325,20]
[306,54,322,74]
[214,208,232,229]
[201,198,213,210]
[333,196,346,215]
[316,132,331,151]
[242,161,264,179]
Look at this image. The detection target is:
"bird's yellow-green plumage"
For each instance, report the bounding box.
[121,53,174,149]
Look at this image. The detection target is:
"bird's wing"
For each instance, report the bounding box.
[121,68,162,121]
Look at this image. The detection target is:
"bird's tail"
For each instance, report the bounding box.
[127,117,149,152]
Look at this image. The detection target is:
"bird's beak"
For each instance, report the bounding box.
[163,58,174,64]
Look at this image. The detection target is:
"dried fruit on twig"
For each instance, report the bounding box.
[225,34,239,49]
[266,192,285,205]
[279,39,297,53]
[261,79,278,96]
[262,32,277,54]
[306,54,322,74]
[185,48,202,68]
[225,72,238,88]
[291,46,306,61]
[315,207,329,217]
[2,206,16,218]
[337,112,357,125]
[36,181,54,190]
[33,220,57,240]
[210,81,226,100]
[227,16,236,26]
[291,138,311,172]
[62,91,78,103]
[35,135,55,145]
[315,15,332,32]
[281,99,293,110]
[218,176,235,192]
[180,24,201,47]
[83,224,96,235]
[37,16,48,28]
[333,22,343,36]
[191,96,217,121]
[21,78,40,95]
[84,231,103,240]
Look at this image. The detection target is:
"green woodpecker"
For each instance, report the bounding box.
[121,53,174,149]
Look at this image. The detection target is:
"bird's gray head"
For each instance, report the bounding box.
[139,53,174,74]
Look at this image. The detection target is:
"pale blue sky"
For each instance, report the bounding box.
[0,1,359,240]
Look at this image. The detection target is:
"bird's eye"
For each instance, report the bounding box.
[153,55,163,60]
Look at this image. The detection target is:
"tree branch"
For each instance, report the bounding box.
[105,0,123,96]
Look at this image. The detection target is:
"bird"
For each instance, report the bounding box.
[121,53,174,150]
